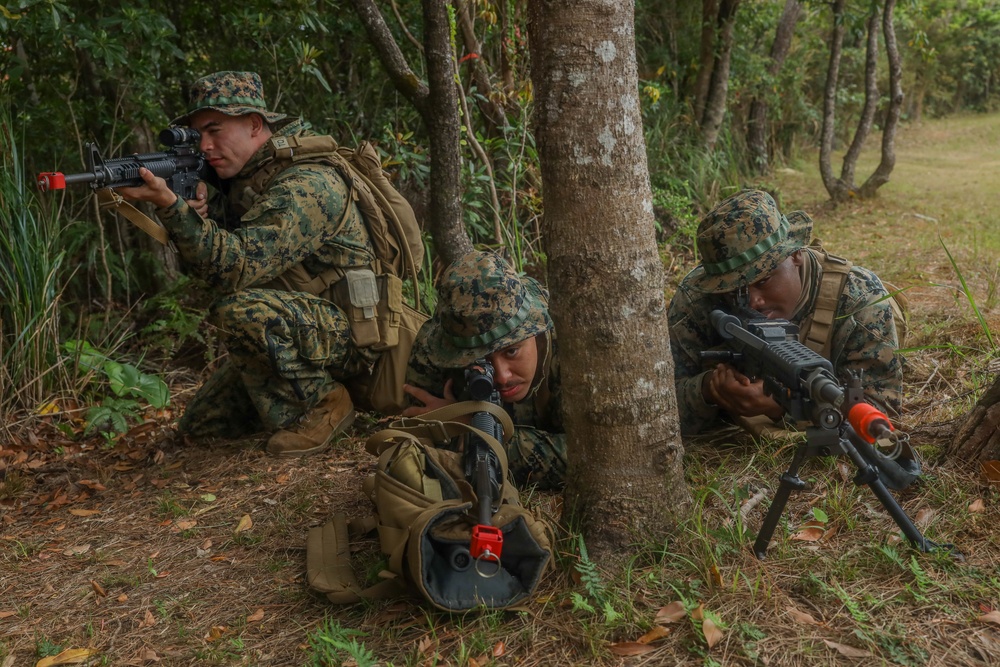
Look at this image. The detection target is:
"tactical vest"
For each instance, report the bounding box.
[799,246,908,357]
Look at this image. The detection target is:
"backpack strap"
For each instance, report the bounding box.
[305,513,409,604]
[802,247,852,358]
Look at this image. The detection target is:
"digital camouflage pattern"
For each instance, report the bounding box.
[171,71,287,126]
[423,251,553,369]
[159,118,378,436]
[687,190,812,294]
[407,251,564,489]
[669,247,903,435]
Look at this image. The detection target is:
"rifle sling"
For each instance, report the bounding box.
[96,189,170,246]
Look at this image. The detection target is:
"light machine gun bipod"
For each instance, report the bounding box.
[701,308,960,560]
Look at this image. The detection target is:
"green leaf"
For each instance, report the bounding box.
[812,507,829,523]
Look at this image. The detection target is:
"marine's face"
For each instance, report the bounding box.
[744,250,804,321]
[486,335,540,404]
[189,109,268,179]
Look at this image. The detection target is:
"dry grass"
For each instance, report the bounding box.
[3,113,1000,666]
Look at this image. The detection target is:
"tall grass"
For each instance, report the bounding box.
[0,99,67,427]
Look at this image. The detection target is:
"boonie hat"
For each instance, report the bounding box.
[170,71,288,126]
[688,190,813,294]
[426,251,553,369]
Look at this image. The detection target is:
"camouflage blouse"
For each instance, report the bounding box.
[668,247,902,435]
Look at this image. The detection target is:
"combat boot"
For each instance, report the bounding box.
[267,384,356,457]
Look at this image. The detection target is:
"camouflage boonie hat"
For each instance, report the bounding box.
[426,251,553,369]
[688,190,813,294]
[170,71,288,126]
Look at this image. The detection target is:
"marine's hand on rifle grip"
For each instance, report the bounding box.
[116,167,178,209]
[186,181,209,218]
[704,363,785,421]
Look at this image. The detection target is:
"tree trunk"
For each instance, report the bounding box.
[423,0,475,265]
[950,375,1000,461]
[840,4,882,190]
[527,0,691,563]
[746,0,801,173]
[858,0,904,198]
[819,0,848,201]
[692,0,719,122]
[700,0,741,151]
[349,0,473,264]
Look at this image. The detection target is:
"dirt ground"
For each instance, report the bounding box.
[2,113,1000,666]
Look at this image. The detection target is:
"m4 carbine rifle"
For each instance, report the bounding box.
[453,359,506,576]
[37,128,207,246]
[37,127,206,200]
[701,307,959,560]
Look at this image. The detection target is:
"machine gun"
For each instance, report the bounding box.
[457,358,507,576]
[37,127,207,201]
[701,307,958,559]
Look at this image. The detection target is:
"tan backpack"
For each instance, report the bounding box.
[251,135,429,414]
[306,402,554,611]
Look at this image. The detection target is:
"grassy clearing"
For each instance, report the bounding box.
[2,114,1000,666]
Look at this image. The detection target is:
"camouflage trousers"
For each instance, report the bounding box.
[507,428,567,491]
[179,288,377,438]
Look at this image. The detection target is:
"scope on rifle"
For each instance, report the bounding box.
[37,128,205,201]
[464,360,496,403]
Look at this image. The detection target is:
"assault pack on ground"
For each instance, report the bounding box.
[306,400,554,611]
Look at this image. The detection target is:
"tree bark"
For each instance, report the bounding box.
[453,0,508,133]
[349,0,473,264]
[692,0,719,122]
[746,0,801,174]
[700,0,741,151]
[819,0,847,201]
[859,0,903,198]
[527,0,691,563]
[840,4,882,190]
[950,375,1000,461]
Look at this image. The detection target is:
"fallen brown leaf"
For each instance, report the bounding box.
[608,642,657,656]
[174,519,197,531]
[655,600,686,623]
[823,639,872,657]
[787,607,821,625]
[791,526,824,542]
[978,611,1000,625]
[138,610,156,629]
[638,625,671,644]
[492,641,505,657]
[62,544,91,556]
[980,460,1000,484]
[969,498,986,513]
[90,580,106,597]
[709,563,723,587]
[35,647,99,666]
[915,507,934,529]
[246,609,265,623]
[235,515,253,533]
[68,509,100,517]
[703,617,724,649]
[0,611,16,619]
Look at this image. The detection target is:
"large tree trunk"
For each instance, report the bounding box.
[700,0,741,151]
[950,375,1000,461]
[746,0,802,174]
[349,0,474,265]
[527,0,691,563]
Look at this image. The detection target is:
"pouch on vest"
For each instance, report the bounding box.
[305,402,554,612]
[332,270,406,351]
[349,301,429,416]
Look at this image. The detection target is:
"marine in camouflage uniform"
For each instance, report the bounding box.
[668,190,902,436]
[404,251,566,490]
[122,71,377,456]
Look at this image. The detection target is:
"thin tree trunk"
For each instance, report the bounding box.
[819,0,848,201]
[423,0,474,264]
[859,0,903,197]
[527,0,691,563]
[692,0,719,122]
[453,0,508,133]
[700,0,740,151]
[747,0,802,174]
[349,0,473,264]
[840,3,882,190]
